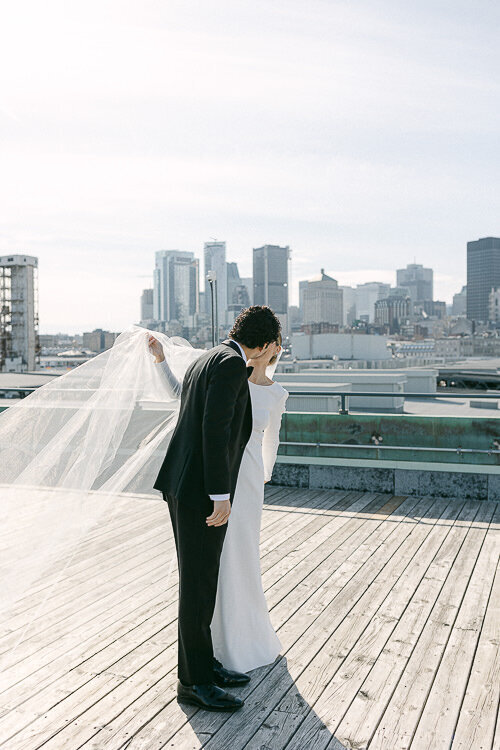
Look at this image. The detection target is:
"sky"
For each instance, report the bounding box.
[0,0,498,333]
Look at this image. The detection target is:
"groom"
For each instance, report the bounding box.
[153,305,282,712]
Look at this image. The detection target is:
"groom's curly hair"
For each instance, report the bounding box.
[229,305,281,349]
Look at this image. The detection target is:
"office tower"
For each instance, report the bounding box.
[140,288,154,321]
[302,269,343,326]
[396,263,433,305]
[417,300,447,319]
[204,241,227,320]
[355,282,391,323]
[467,237,500,322]
[489,288,500,324]
[299,279,309,313]
[227,283,252,326]
[226,261,241,306]
[153,250,199,326]
[83,329,119,353]
[374,295,411,333]
[339,285,356,326]
[452,285,467,316]
[253,244,290,333]
[240,276,253,306]
[0,254,39,372]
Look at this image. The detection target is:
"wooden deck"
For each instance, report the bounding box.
[0,487,499,750]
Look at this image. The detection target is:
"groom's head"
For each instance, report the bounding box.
[229,305,282,360]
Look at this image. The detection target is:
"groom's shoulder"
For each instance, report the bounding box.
[194,342,245,372]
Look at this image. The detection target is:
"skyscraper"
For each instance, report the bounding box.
[226,261,241,306]
[355,282,391,323]
[374,295,411,333]
[302,269,343,326]
[153,250,199,326]
[0,254,39,372]
[466,237,500,323]
[253,244,290,332]
[239,277,253,306]
[452,285,467,316]
[339,285,356,326]
[204,241,227,321]
[396,263,433,305]
[140,288,154,322]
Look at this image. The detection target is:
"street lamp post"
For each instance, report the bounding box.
[206,271,218,347]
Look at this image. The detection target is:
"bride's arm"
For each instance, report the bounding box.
[148,334,182,398]
[262,391,288,483]
[154,358,182,398]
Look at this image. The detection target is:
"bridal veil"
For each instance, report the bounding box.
[0,325,281,634]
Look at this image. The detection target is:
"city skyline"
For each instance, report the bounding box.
[33,242,482,334]
[1,1,498,333]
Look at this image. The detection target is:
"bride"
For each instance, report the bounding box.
[149,330,288,674]
[0,318,287,682]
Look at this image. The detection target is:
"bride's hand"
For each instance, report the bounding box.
[247,341,279,368]
[148,334,165,362]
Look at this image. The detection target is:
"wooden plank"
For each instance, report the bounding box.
[410,504,500,749]
[2,490,496,750]
[0,496,344,712]
[341,500,497,750]
[42,494,394,749]
[451,556,500,749]
[244,497,463,750]
[148,496,432,750]
[1,493,345,748]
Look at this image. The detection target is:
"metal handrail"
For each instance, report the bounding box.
[284,389,500,415]
[280,440,500,456]
[285,390,500,398]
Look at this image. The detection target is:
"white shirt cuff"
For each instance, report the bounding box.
[209,493,231,502]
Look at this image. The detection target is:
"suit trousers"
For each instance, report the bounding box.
[163,490,228,685]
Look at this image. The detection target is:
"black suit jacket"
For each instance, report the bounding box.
[153,339,253,503]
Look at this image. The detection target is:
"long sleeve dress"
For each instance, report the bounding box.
[210,379,289,673]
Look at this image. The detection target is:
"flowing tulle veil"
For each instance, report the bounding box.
[0,325,206,644]
[0,325,282,656]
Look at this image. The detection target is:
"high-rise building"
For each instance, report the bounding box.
[83,329,119,353]
[204,241,227,320]
[226,261,241,306]
[355,282,391,323]
[374,295,411,333]
[299,279,309,313]
[227,283,251,326]
[0,254,39,372]
[467,237,500,323]
[301,269,343,326]
[339,286,356,327]
[140,288,154,322]
[253,244,290,333]
[396,263,433,305]
[153,250,199,325]
[240,276,253,306]
[489,287,500,325]
[416,300,447,320]
[452,285,467,316]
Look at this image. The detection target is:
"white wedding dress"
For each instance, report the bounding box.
[210,378,289,673]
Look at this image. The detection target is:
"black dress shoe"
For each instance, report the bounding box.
[176,680,244,712]
[212,656,251,687]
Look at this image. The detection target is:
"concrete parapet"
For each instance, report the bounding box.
[271,458,499,501]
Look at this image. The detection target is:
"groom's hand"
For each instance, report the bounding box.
[206,499,231,527]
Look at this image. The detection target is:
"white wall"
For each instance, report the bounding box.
[291,333,390,360]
